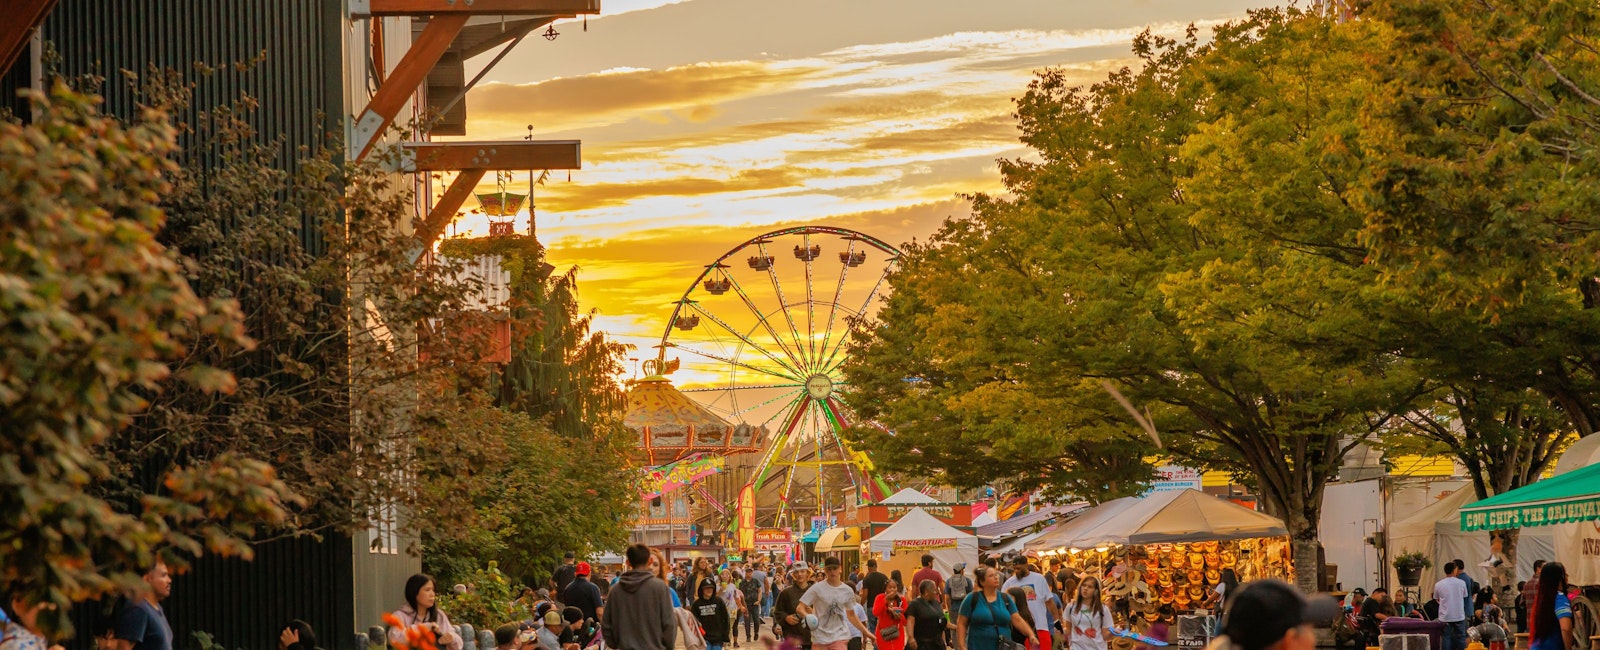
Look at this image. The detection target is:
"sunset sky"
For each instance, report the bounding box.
[444,0,1261,388]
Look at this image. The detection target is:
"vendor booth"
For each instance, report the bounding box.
[866,506,980,579]
[1461,438,1600,586]
[1551,433,1600,586]
[1024,488,1291,644]
[865,488,977,537]
[1388,487,1554,600]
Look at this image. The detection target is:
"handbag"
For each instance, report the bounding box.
[987,595,1021,650]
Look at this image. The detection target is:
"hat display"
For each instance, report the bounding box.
[1221,551,1237,568]
[1169,552,1186,569]
[1206,569,1221,583]
[1187,585,1206,601]
[1205,552,1221,568]
[1186,569,1204,586]
[1189,553,1204,568]
[1158,573,1173,588]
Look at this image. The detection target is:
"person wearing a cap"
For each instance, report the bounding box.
[554,552,579,597]
[536,610,567,650]
[798,556,874,650]
[1210,580,1340,650]
[775,562,815,650]
[1003,553,1059,650]
[563,561,605,624]
[946,564,973,617]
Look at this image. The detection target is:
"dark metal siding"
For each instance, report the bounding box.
[7,0,345,254]
[15,3,364,649]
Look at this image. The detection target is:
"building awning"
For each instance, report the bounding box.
[1460,462,1600,531]
[1025,489,1287,552]
[814,526,861,553]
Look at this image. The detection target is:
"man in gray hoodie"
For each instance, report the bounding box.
[602,544,678,650]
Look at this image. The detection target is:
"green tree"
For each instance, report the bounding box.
[0,83,296,636]
[426,236,637,589]
[846,12,1425,592]
[1352,0,1600,600]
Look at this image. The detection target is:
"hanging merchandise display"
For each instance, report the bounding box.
[1023,490,1293,650]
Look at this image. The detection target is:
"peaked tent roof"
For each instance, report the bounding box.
[1460,462,1600,531]
[870,507,976,544]
[972,511,997,527]
[879,487,941,505]
[1025,488,1287,551]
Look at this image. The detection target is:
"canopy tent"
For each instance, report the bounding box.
[1390,487,1555,601]
[1025,489,1287,552]
[988,529,1047,555]
[814,526,862,553]
[868,506,980,576]
[1553,434,1600,585]
[1460,462,1600,532]
[880,488,941,505]
[972,511,997,527]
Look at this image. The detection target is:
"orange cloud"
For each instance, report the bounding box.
[467,60,822,133]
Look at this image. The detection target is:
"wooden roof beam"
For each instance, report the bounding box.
[398,140,581,172]
[0,0,56,74]
[352,0,599,17]
[351,13,469,160]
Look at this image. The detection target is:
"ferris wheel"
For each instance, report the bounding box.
[656,226,898,529]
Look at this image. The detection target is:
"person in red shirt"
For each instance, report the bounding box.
[874,579,912,650]
[912,555,947,609]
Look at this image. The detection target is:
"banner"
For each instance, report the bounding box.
[641,453,725,500]
[737,484,756,551]
[755,528,793,543]
[892,538,957,552]
[887,505,952,519]
[1146,465,1203,494]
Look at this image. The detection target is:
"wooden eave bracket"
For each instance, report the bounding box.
[350,0,600,17]
[348,0,597,160]
[408,140,580,259]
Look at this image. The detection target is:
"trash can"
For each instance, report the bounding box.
[1381,618,1446,650]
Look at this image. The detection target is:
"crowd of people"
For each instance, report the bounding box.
[1332,559,1584,650]
[3,549,1585,650]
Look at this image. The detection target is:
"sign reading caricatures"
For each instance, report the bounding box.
[891,538,957,552]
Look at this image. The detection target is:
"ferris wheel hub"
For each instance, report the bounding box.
[805,373,835,400]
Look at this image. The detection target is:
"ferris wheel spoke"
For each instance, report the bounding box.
[664,342,802,383]
[804,233,817,367]
[818,257,897,372]
[683,300,805,377]
[721,271,809,372]
[750,394,810,492]
[717,387,806,420]
[680,383,803,393]
[819,398,863,494]
[757,241,812,371]
[816,239,855,371]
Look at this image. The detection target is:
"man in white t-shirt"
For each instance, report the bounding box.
[1003,554,1061,650]
[799,557,874,650]
[1434,561,1470,650]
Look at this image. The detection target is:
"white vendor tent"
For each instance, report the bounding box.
[880,488,942,505]
[1553,434,1600,586]
[973,510,998,527]
[1387,486,1555,600]
[1024,488,1287,551]
[868,506,980,577]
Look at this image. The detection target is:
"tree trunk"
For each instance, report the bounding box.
[1287,511,1322,594]
[1490,529,1519,613]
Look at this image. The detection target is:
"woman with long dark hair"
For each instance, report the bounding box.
[391,574,465,650]
[1005,588,1036,650]
[1527,563,1573,650]
[1064,576,1113,650]
[955,567,1038,650]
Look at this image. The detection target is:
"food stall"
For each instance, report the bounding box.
[1024,489,1292,649]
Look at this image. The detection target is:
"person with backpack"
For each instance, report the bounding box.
[955,567,1037,650]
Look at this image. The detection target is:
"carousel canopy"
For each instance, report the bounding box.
[624,375,762,465]
[1025,488,1287,551]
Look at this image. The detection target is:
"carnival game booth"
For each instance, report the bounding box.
[1024,489,1291,635]
[866,507,981,579]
